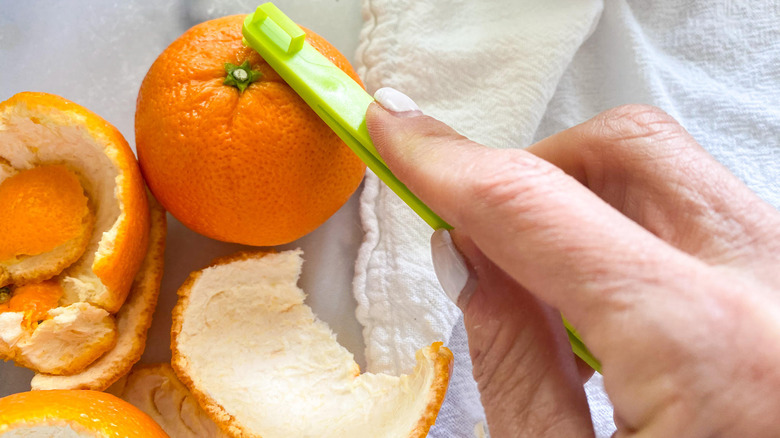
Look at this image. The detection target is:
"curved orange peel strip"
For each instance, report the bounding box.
[172,250,452,438]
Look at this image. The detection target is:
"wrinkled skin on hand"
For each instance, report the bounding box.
[367,102,780,438]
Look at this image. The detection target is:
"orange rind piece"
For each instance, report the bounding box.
[0,278,114,375]
[0,302,117,375]
[171,250,453,438]
[0,280,63,328]
[0,389,169,437]
[108,363,230,438]
[31,196,167,390]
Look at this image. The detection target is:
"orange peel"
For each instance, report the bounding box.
[0,91,150,313]
[30,195,166,390]
[108,363,229,438]
[0,280,63,327]
[171,250,452,438]
[0,92,154,376]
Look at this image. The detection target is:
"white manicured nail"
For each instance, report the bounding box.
[431,229,473,307]
[373,87,422,115]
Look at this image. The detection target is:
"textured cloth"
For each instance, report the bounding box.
[536,1,780,210]
[353,1,606,436]
[353,0,779,437]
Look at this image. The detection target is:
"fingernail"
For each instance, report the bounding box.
[431,229,475,307]
[373,87,423,117]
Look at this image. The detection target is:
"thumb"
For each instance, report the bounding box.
[435,228,595,436]
[366,88,691,343]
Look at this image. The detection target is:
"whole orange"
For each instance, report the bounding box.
[136,15,366,246]
[0,389,168,437]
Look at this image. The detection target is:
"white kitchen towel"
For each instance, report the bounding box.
[535,1,780,211]
[353,1,607,436]
[353,0,779,437]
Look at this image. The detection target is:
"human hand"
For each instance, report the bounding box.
[367,88,780,437]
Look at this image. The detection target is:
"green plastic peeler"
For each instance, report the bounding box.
[241,2,602,373]
[242,3,449,230]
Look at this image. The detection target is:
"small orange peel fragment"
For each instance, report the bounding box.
[0,280,63,328]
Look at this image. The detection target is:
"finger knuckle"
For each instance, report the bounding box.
[464,150,566,216]
[594,104,688,146]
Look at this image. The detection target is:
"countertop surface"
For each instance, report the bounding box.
[0,0,367,395]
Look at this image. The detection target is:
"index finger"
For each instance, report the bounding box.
[366,102,702,343]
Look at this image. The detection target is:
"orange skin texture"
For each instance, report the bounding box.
[0,280,63,328]
[0,92,151,313]
[0,390,169,437]
[0,165,90,261]
[136,15,366,246]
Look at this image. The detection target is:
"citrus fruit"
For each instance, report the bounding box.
[136,15,366,246]
[171,250,452,438]
[0,389,168,437]
[0,92,152,375]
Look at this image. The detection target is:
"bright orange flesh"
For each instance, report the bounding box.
[136,15,366,246]
[0,390,169,437]
[0,280,63,326]
[0,165,90,260]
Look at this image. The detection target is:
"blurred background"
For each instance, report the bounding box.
[0,0,367,395]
